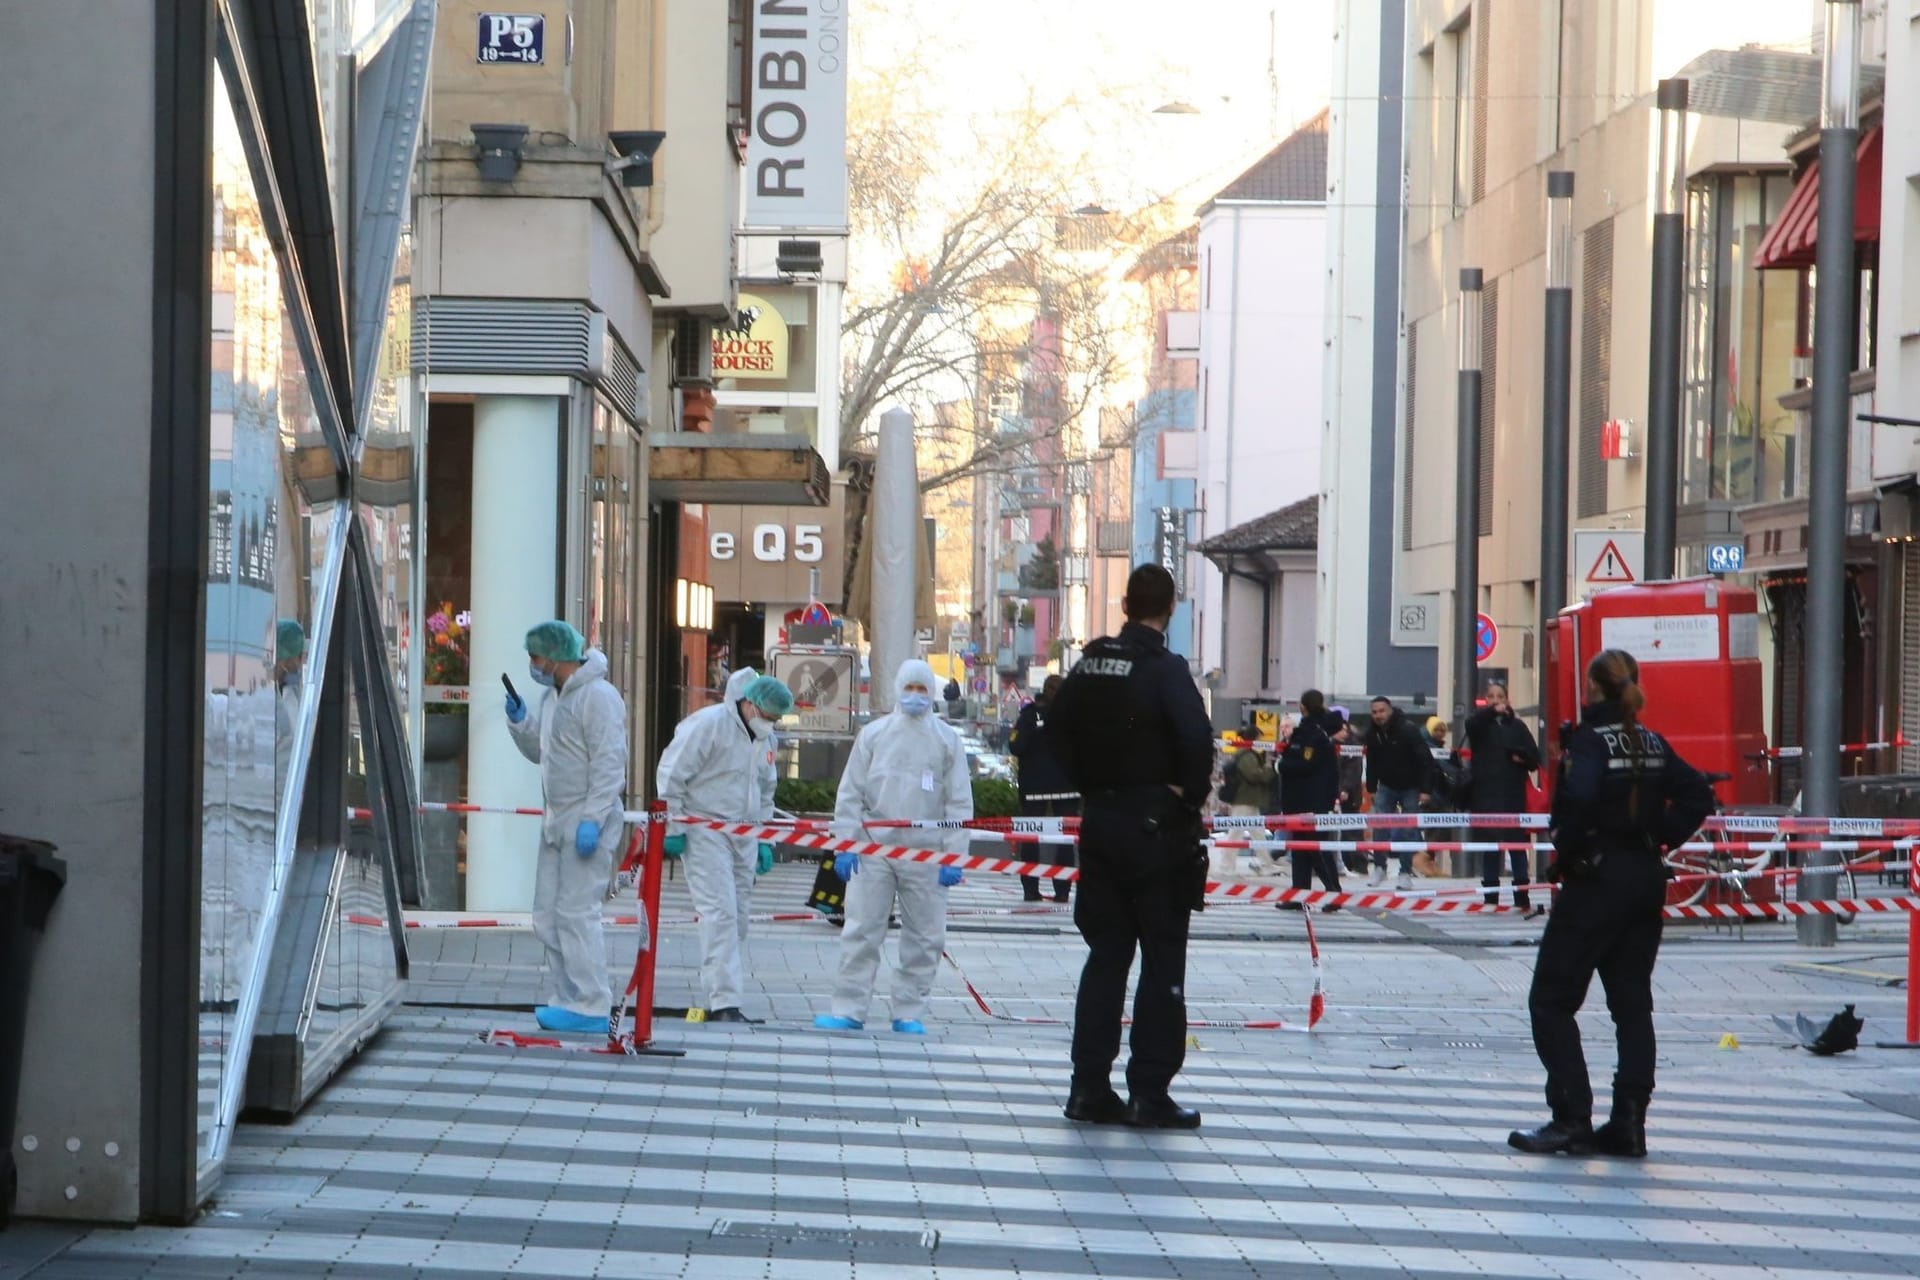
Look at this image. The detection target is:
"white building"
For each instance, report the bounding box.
[1191,113,1329,696]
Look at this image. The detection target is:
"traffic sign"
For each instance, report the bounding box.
[1574,528,1644,591]
[1706,541,1745,574]
[1475,613,1498,663]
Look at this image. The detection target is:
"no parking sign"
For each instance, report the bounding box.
[1475,613,1498,663]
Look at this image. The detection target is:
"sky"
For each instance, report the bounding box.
[853,0,1335,215]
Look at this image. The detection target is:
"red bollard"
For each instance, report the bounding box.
[607,800,680,1056]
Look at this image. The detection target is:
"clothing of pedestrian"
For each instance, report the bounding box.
[814,659,973,1035]
[1509,649,1714,1160]
[655,668,794,1022]
[505,622,629,1034]
[1362,699,1432,887]
[1464,684,1543,910]
[1276,692,1342,909]
[1048,564,1214,1130]
[1009,674,1079,902]
[1217,742,1278,816]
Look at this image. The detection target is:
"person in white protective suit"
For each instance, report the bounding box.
[813,659,973,1035]
[504,620,629,1034]
[656,668,795,1022]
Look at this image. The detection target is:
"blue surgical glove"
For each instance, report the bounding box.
[575,820,601,857]
[834,852,860,882]
[505,690,527,724]
[938,865,964,888]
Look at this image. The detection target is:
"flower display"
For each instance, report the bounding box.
[424,601,470,687]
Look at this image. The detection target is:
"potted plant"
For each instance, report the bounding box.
[423,601,471,762]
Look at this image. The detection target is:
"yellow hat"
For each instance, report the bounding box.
[1425,715,1447,736]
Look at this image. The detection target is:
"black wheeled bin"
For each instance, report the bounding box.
[1,836,65,1230]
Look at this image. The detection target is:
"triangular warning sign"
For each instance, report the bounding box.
[1585,538,1636,583]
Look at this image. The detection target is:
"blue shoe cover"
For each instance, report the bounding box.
[813,1013,864,1030]
[890,1019,927,1035]
[535,1006,609,1034]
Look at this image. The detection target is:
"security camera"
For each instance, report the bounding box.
[605,130,666,188]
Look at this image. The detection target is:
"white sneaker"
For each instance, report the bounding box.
[1395,874,1414,891]
[1366,866,1386,887]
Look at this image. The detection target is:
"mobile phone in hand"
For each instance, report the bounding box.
[501,673,520,701]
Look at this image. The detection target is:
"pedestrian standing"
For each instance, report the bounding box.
[1276,690,1342,911]
[655,669,795,1023]
[504,621,629,1034]
[1009,674,1078,903]
[1049,564,1214,1129]
[1464,681,1543,912]
[813,659,973,1036]
[1362,697,1432,888]
[1509,649,1713,1159]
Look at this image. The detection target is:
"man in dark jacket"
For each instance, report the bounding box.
[1363,697,1432,888]
[1464,680,1543,911]
[1276,690,1342,910]
[1009,675,1077,902]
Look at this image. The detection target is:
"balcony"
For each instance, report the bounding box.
[1165,310,1199,359]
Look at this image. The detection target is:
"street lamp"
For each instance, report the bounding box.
[1800,0,1863,946]
[1540,172,1575,656]
[1454,268,1484,730]
[1644,79,1688,581]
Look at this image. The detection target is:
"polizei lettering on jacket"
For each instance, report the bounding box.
[754,0,841,200]
[1074,657,1134,678]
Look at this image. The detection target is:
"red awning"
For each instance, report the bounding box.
[1755,127,1882,270]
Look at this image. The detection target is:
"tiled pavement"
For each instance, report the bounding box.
[9,861,1920,1277]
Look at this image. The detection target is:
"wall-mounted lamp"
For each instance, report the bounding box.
[472,123,528,183]
[674,578,714,630]
[606,130,667,188]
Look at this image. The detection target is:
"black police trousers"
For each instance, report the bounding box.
[1527,849,1667,1121]
[1070,801,1193,1103]
[1019,796,1080,902]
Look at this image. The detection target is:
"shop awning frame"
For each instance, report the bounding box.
[1755,127,1882,271]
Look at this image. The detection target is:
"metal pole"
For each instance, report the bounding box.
[872,407,918,716]
[1643,79,1688,581]
[1541,172,1575,654]
[1454,268,1484,731]
[1799,0,1862,947]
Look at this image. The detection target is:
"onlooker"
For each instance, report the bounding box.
[1009,674,1078,903]
[1362,696,1432,889]
[1327,705,1368,875]
[1218,738,1279,817]
[1465,681,1543,913]
[1276,690,1342,911]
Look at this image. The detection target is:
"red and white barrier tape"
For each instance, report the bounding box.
[1759,733,1908,760]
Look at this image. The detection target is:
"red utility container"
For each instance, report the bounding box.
[1544,578,1769,808]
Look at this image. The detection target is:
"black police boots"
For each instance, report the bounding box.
[1593,1099,1647,1157]
[1064,1087,1129,1125]
[1507,1118,1594,1155]
[1126,1097,1202,1129]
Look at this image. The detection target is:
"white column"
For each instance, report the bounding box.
[466,394,561,910]
[816,279,843,473]
[870,407,917,713]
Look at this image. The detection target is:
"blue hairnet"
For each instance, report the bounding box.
[276,618,307,662]
[525,620,585,663]
[742,674,794,717]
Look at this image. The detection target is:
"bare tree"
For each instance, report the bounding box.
[840,58,1179,493]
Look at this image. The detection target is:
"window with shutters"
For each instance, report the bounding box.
[1478,278,1497,537]
[1401,323,1419,551]
[1577,218,1614,518]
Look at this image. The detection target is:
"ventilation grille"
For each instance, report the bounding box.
[674,315,712,383]
[1401,322,1419,552]
[1471,2,1491,204]
[601,332,642,420]
[413,298,593,375]
[1478,277,1498,538]
[1578,218,1615,518]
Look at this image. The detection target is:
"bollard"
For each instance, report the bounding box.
[633,801,669,1049]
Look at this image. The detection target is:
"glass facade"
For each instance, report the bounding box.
[1681,173,1798,506]
[189,0,429,1195]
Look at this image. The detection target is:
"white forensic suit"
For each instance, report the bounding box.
[507,647,628,1017]
[828,671,975,1024]
[655,669,778,1013]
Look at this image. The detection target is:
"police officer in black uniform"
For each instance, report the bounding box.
[1510,648,1714,1159]
[1048,564,1214,1129]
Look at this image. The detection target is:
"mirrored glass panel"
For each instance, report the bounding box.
[200,61,328,1177]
